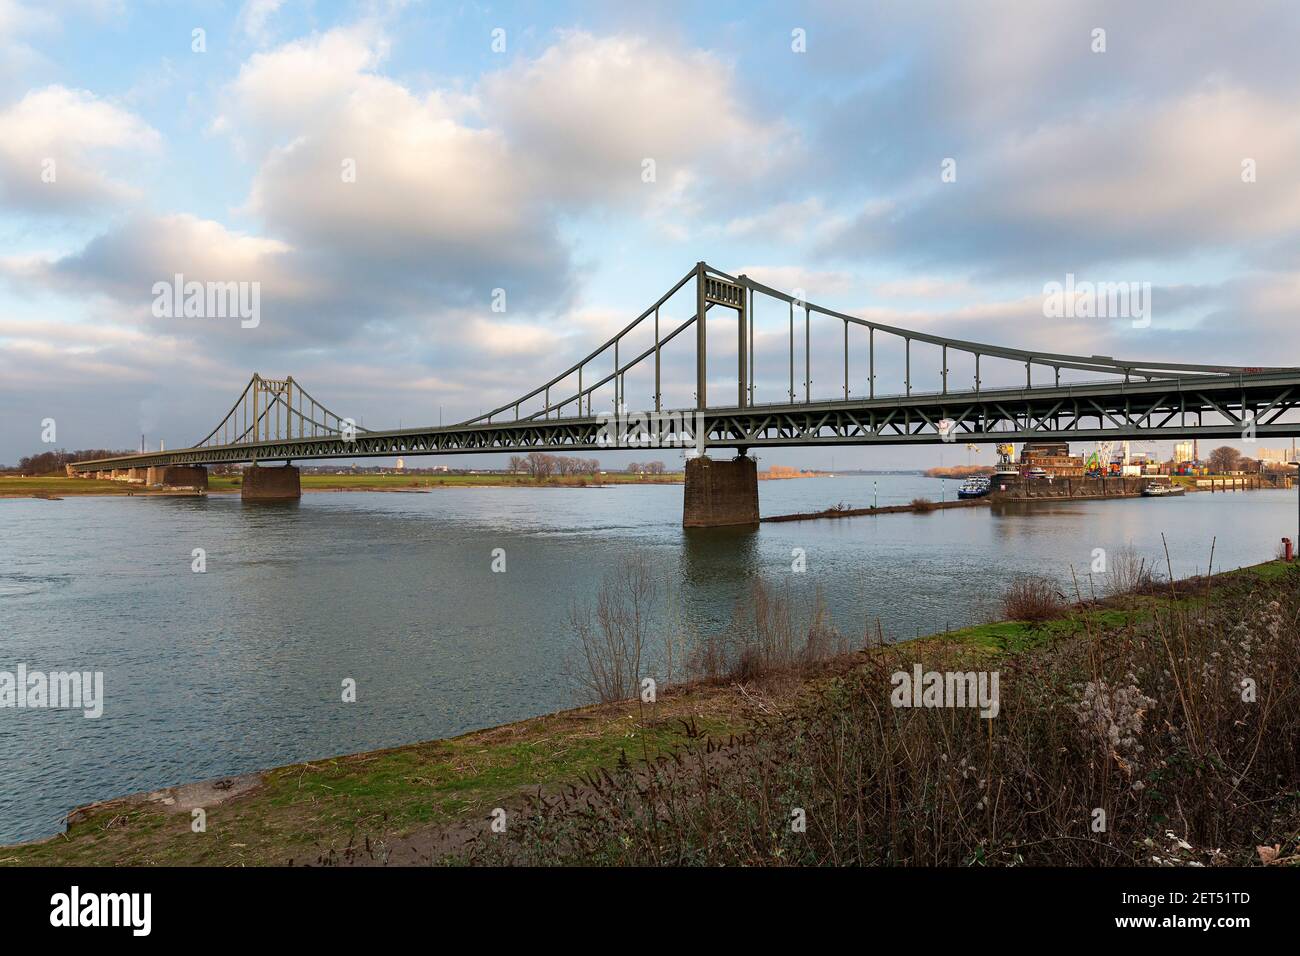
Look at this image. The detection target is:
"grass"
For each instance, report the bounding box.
[0,472,685,498]
[942,608,1137,654]
[0,476,135,496]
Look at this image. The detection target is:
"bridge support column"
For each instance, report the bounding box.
[241,463,300,501]
[683,455,759,528]
[158,466,208,490]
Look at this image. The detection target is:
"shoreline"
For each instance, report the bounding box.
[0,474,685,499]
[6,557,1295,865]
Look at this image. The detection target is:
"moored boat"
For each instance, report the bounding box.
[1141,482,1185,497]
[957,475,992,499]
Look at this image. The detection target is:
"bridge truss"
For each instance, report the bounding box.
[73,263,1300,472]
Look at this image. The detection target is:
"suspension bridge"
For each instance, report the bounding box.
[72,262,1300,523]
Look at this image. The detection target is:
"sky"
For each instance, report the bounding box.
[2,0,1299,470]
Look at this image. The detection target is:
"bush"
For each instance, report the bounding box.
[567,554,657,703]
[685,581,856,684]
[1001,576,1065,622]
[910,497,936,512]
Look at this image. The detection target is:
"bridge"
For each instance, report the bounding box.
[73,262,1300,524]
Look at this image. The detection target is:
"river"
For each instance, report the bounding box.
[1,475,1294,843]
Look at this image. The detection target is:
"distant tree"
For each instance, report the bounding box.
[11,448,133,475]
[508,455,526,474]
[627,462,641,474]
[526,451,557,479]
[1208,445,1241,474]
[643,461,666,475]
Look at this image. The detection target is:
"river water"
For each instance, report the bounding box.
[1,475,1295,843]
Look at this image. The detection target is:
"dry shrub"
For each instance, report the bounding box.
[1105,545,1158,597]
[1002,576,1066,621]
[910,497,936,512]
[685,581,856,685]
[568,554,657,703]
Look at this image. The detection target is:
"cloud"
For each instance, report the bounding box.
[0,85,160,214]
[481,31,788,206]
[237,0,285,46]
[873,276,979,300]
[0,0,55,88]
[17,213,291,298]
[820,85,1300,276]
[736,265,855,297]
[214,24,570,313]
[1,22,798,452]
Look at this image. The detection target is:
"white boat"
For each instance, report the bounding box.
[1141,482,1185,497]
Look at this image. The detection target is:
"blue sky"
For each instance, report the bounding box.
[2,0,1299,469]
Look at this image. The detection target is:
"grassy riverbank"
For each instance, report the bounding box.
[5,559,1297,867]
[0,472,684,498]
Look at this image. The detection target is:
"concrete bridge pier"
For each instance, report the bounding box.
[155,466,208,490]
[242,463,301,501]
[683,455,759,528]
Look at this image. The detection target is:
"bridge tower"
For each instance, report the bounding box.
[688,264,759,527]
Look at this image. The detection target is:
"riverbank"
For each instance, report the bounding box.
[0,472,684,498]
[6,558,1297,867]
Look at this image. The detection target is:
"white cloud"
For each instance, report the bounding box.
[237,0,285,46]
[482,31,789,205]
[0,85,159,214]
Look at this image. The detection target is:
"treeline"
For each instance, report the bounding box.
[507,452,601,478]
[1205,445,1290,474]
[925,465,995,478]
[3,448,133,475]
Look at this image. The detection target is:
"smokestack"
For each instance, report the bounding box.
[160,439,165,452]
[140,434,145,453]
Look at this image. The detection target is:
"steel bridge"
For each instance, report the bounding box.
[74,262,1300,474]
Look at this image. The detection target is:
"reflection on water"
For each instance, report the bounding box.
[0,475,1295,842]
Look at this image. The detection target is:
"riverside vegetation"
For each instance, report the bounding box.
[4,556,1297,867]
[471,555,1300,866]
